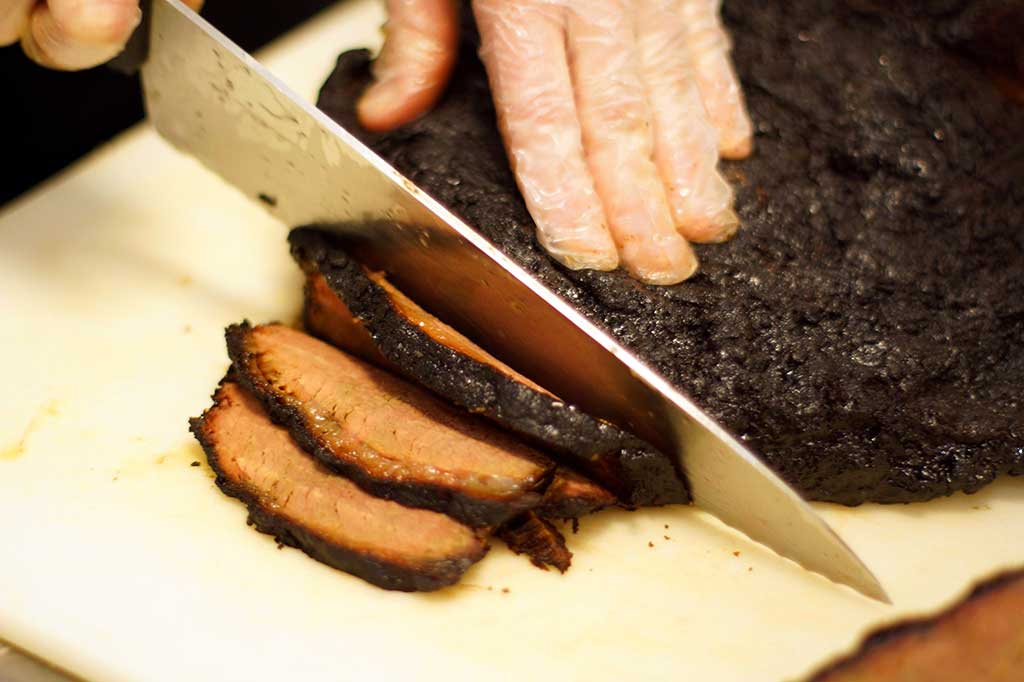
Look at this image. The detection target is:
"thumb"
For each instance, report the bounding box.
[20,0,203,70]
[357,0,458,132]
[21,0,141,70]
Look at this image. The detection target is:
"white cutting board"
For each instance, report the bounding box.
[1,2,1022,680]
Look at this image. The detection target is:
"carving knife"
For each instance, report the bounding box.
[133,0,889,602]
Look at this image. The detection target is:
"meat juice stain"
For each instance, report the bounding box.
[117,442,209,479]
[154,443,205,467]
[1,400,60,461]
[0,443,23,461]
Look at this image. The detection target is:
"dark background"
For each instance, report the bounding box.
[0,0,337,206]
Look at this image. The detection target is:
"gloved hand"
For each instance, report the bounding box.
[359,0,753,285]
[0,0,201,69]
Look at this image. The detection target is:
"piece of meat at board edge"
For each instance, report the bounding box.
[226,322,554,528]
[498,467,612,573]
[805,567,1024,681]
[536,467,617,519]
[189,381,488,591]
[499,512,573,573]
[290,227,690,508]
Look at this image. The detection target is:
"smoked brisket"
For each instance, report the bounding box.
[315,0,1024,504]
[290,227,690,507]
[806,567,1024,681]
[498,512,573,573]
[226,323,553,527]
[190,381,488,591]
[535,467,617,520]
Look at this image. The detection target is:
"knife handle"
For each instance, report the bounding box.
[107,0,154,75]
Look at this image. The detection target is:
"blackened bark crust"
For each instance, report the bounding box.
[315,0,1024,505]
[499,512,573,573]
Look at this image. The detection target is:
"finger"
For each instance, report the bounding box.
[567,0,698,284]
[357,0,458,132]
[21,0,141,70]
[636,0,737,243]
[473,0,618,271]
[0,0,34,46]
[678,0,753,159]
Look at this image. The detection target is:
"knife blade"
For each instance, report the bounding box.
[139,0,888,602]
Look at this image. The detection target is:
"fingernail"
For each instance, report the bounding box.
[709,208,741,242]
[356,78,399,129]
[627,237,700,285]
[721,134,754,160]
[69,0,142,46]
[677,250,700,281]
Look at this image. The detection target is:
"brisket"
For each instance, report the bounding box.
[290,227,690,507]
[190,381,488,591]
[226,323,553,527]
[314,0,1024,504]
[806,567,1024,681]
[535,467,617,520]
[498,512,573,573]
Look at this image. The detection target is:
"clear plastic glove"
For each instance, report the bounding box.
[359,0,753,285]
[0,0,201,69]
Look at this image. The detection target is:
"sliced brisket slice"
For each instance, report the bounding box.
[806,567,1024,681]
[498,512,573,573]
[190,381,488,591]
[290,227,690,508]
[226,323,553,528]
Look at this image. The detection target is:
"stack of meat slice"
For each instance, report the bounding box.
[190,230,689,590]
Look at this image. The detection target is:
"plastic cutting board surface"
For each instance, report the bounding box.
[1,2,1022,680]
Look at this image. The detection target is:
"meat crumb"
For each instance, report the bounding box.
[501,588,510,594]
[664,535,671,540]
[664,524,669,529]
[648,541,654,548]
[190,461,200,467]
[748,567,753,572]
[733,551,741,557]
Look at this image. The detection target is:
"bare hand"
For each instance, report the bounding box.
[0,0,201,70]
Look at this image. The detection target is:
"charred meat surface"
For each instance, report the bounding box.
[536,467,617,520]
[499,512,573,573]
[226,323,553,527]
[807,567,1024,681]
[190,381,488,591]
[291,228,690,507]
[315,0,1024,504]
